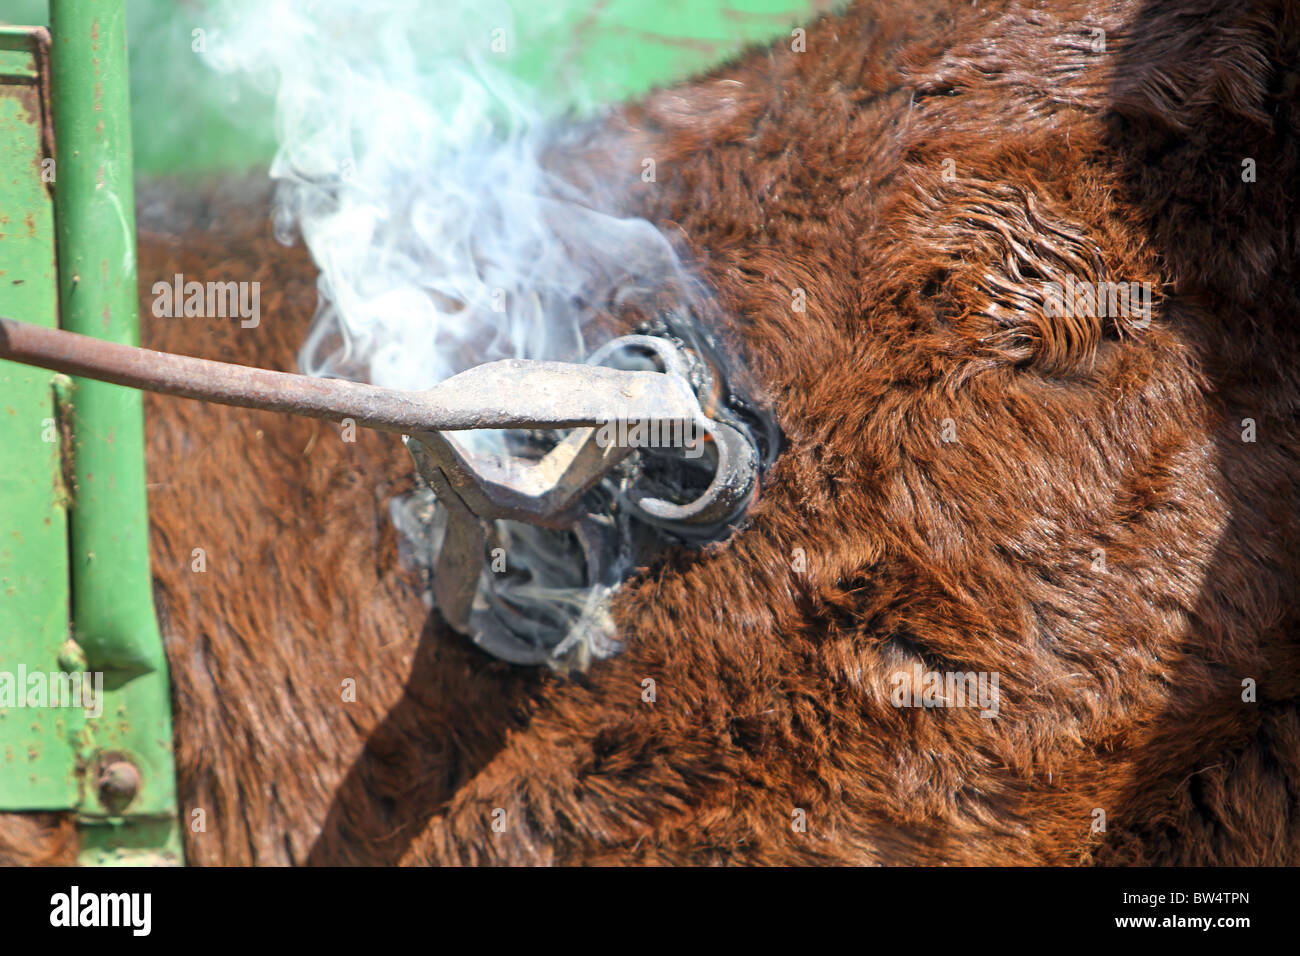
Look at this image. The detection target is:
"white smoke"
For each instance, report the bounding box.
[201,0,699,398]
[199,0,728,668]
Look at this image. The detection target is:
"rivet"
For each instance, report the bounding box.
[97,757,140,812]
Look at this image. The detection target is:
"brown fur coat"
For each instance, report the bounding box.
[3,0,1298,865]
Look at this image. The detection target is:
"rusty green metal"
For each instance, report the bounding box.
[0,24,83,810]
[0,9,181,863]
[46,0,180,863]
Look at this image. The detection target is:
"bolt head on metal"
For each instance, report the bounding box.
[97,758,141,813]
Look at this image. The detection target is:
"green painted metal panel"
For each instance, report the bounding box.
[78,818,182,865]
[510,0,831,106]
[0,26,83,810]
[46,0,180,861]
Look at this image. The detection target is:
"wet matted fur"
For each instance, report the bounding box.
[2,0,1298,865]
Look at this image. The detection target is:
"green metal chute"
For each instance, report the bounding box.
[0,0,180,865]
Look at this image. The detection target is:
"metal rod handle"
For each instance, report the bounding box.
[0,318,703,434]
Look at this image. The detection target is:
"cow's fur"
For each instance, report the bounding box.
[3,0,1299,865]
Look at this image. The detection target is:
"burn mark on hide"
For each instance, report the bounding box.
[397,311,784,672]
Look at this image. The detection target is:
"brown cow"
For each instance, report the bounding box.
[3,0,1298,865]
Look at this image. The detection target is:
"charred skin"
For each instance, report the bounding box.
[5,0,1300,865]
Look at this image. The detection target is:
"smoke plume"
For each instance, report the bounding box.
[201,0,700,402]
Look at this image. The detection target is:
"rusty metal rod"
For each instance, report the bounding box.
[0,317,702,434]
